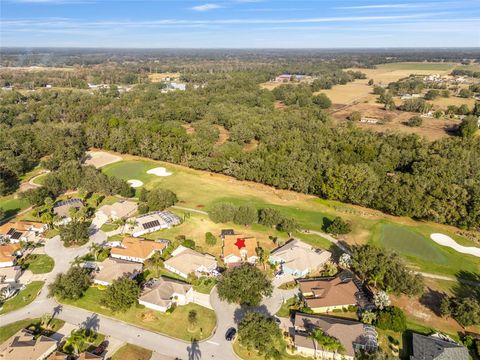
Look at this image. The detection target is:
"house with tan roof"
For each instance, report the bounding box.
[94,200,138,225]
[110,237,167,263]
[0,221,48,244]
[222,233,258,267]
[294,313,378,360]
[139,277,193,312]
[92,258,143,286]
[269,239,331,278]
[299,274,360,313]
[0,329,57,360]
[0,243,22,268]
[164,246,217,279]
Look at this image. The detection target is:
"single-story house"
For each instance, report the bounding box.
[164,245,217,279]
[129,211,181,237]
[110,237,167,263]
[92,258,143,286]
[53,198,84,225]
[0,329,57,360]
[77,351,102,360]
[269,239,331,278]
[94,200,138,224]
[47,351,68,360]
[294,313,378,360]
[0,221,48,244]
[299,274,359,313]
[222,233,258,267]
[139,277,193,312]
[0,243,22,268]
[410,333,469,360]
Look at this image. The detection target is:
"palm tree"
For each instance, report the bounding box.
[255,245,269,271]
[63,329,87,355]
[147,252,164,277]
[310,329,345,358]
[89,243,102,261]
[368,271,384,289]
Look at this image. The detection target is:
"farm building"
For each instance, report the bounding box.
[129,211,181,237]
[222,233,258,267]
[164,245,217,279]
[294,313,378,360]
[139,277,193,313]
[269,239,331,278]
[110,237,168,263]
[275,74,292,82]
[92,258,143,286]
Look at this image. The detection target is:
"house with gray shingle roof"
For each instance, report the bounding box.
[410,333,469,360]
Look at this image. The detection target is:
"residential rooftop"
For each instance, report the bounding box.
[110,237,166,261]
[223,234,257,259]
[93,258,143,284]
[0,329,57,360]
[299,275,359,309]
[139,277,192,308]
[270,239,331,273]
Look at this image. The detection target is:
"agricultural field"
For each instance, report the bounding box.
[100,152,479,279]
[148,72,180,82]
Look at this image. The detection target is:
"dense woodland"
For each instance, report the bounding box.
[1,51,480,230]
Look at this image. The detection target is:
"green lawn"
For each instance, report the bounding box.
[101,157,480,280]
[0,281,45,315]
[371,222,480,277]
[192,277,217,294]
[0,317,65,343]
[276,297,297,318]
[233,340,307,360]
[377,62,458,71]
[21,254,55,274]
[60,287,216,341]
[100,223,120,232]
[112,344,152,360]
[0,195,29,220]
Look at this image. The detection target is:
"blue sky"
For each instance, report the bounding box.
[1,0,479,48]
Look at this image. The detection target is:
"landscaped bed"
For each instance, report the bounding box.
[0,281,44,315]
[60,287,216,341]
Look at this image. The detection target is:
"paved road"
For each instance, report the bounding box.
[0,229,298,359]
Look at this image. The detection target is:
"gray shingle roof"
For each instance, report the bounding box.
[410,333,469,360]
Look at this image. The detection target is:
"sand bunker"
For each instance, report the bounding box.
[84,151,122,168]
[430,233,480,257]
[147,167,172,177]
[127,179,144,188]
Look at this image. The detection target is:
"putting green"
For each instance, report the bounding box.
[102,160,158,184]
[379,223,448,265]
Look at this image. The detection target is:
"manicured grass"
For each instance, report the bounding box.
[112,344,153,360]
[0,281,44,315]
[276,297,297,318]
[102,157,479,279]
[0,195,29,220]
[21,254,55,274]
[60,287,216,341]
[0,317,65,343]
[192,277,217,294]
[371,221,479,277]
[100,223,120,232]
[43,228,60,238]
[377,62,457,71]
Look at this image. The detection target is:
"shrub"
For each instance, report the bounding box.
[205,232,217,246]
[324,216,351,235]
[407,116,423,127]
[348,111,362,122]
[376,306,407,332]
[182,239,196,249]
[208,202,236,223]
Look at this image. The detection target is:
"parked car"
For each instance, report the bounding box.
[92,340,109,355]
[225,327,237,341]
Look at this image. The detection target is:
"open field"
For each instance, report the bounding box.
[112,344,152,360]
[0,281,45,315]
[429,96,476,109]
[316,80,373,105]
[148,72,180,82]
[331,102,459,140]
[376,62,458,71]
[60,287,216,341]
[100,152,479,278]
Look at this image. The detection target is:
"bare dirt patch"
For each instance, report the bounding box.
[243,139,258,152]
[182,124,195,135]
[215,125,230,146]
[274,101,287,110]
[84,150,122,168]
[148,72,180,82]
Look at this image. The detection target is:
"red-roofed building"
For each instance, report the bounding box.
[222,233,258,267]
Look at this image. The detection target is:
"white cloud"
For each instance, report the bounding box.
[191,3,222,11]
